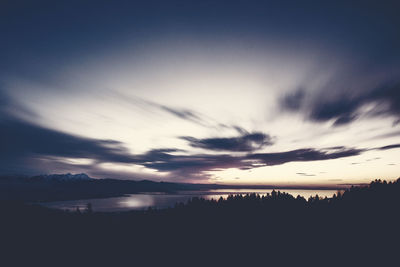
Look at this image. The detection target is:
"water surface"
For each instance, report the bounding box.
[41,189,338,212]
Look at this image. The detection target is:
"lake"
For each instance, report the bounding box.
[40,189,339,212]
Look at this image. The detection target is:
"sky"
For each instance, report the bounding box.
[1,0,400,185]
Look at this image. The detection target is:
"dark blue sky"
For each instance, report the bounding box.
[2,0,399,78]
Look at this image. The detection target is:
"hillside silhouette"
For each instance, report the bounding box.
[0,173,342,202]
[1,178,399,265]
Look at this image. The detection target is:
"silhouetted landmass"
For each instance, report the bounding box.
[1,178,399,265]
[0,174,226,202]
[0,173,345,202]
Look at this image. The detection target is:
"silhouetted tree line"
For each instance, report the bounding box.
[1,179,399,266]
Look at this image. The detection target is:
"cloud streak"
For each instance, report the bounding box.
[131,147,365,180]
[376,144,400,150]
[281,82,400,126]
[112,92,239,130]
[0,117,135,164]
[180,132,273,152]
[296,172,316,177]
[247,147,363,166]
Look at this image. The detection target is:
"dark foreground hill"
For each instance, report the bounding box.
[1,179,399,266]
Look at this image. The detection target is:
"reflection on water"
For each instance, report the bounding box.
[119,194,154,208]
[41,189,338,212]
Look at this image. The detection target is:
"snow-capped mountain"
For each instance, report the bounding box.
[31,173,92,181]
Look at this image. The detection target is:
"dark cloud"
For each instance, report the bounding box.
[296,172,316,177]
[181,132,273,152]
[134,149,245,177]
[281,88,306,111]
[325,146,346,150]
[131,147,363,181]
[281,83,400,126]
[0,116,136,169]
[376,143,400,150]
[159,106,203,124]
[247,147,363,166]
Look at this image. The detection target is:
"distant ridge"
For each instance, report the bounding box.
[31,173,92,181]
[0,172,350,202]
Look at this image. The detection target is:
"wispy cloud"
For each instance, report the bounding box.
[368,130,400,140]
[296,172,316,177]
[111,92,244,131]
[366,157,381,162]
